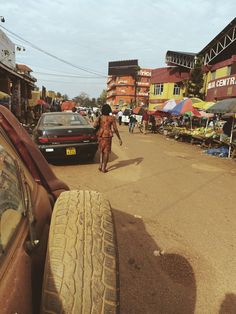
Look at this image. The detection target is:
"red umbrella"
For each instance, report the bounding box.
[61,101,76,111]
[36,99,47,106]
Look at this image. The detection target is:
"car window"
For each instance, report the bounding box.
[0,129,35,255]
[69,114,88,125]
[41,113,88,127]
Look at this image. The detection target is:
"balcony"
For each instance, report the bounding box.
[136,81,150,86]
[137,92,149,97]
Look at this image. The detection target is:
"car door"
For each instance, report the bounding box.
[0,128,33,313]
[0,126,52,314]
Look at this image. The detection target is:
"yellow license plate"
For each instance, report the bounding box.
[66,147,76,155]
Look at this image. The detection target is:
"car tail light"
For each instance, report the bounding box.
[38,136,49,143]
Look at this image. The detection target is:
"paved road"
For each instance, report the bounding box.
[51,125,236,314]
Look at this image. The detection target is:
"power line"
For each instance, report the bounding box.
[34,71,105,79]
[36,78,105,85]
[0,25,107,77]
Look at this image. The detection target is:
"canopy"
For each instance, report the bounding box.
[192,100,215,110]
[36,99,47,106]
[171,98,198,115]
[61,101,76,111]
[207,98,236,113]
[153,103,165,111]
[207,98,236,158]
[162,99,179,112]
[0,91,10,99]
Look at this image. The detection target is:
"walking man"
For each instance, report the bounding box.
[117,109,123,126]
[142,109,149,134]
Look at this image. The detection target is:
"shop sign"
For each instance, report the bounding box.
[138,70,152,77]
[207,75,236,90]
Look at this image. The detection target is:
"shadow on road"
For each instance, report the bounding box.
[113,208,196,314]
[219,293,236,314]
[108,157,143,171]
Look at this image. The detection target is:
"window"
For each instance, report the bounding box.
[0,143,24,252]
[211,71,216,80]
[173,84,180,95]
[227,65,232,76]
[153,83,163,95]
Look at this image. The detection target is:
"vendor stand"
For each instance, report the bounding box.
[207,98,236,158]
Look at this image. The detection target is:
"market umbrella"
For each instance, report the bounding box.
[170,98,197,115]
[36,99,47,106]
[192,100,215,111]
[207,98,236,157]
[162,99,179,112]
[153,103,165,111]
[207,98,236,113]
[61,101,76,111]
[0,91,10,99]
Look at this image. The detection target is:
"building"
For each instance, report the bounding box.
[199,18,236,101]
[150,17,236,109]
[149,66,190,110]
[107,60,152,110]
[0,29,36,119]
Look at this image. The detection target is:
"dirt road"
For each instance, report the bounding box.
[51,125,236,314]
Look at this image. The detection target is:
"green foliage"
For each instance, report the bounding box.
[62,94,69,101]
[97,89,107,108]
[186,57,204,99]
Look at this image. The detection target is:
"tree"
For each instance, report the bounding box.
[73,92,90,107]
[186,56,204,99]
[97,89,107,108]
[62,94,69,101]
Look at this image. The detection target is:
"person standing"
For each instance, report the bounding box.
[94,104,122,173]
[142,109,149,134]
[149,114,157,133]
[117,109,123,125]
[129,112,137,133]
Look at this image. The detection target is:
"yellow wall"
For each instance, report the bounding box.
[28,90,40,106]
[149,82,185,109]
[203,66,229,98]
[47,90,56,98]
[215,66,228,78]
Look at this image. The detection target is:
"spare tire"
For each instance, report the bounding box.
[41,190,119,314]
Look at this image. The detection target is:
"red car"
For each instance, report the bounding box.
[0,106,119,314]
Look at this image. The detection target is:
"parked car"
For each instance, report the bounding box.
[32,112,98,161]
[0,106,119,313]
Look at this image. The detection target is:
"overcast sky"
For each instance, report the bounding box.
[0,0,235,99]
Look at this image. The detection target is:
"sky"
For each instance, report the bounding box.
[0,0,235,99]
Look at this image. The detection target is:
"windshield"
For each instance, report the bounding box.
[41,113,88,127]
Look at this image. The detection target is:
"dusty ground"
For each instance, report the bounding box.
[51,125,236,314]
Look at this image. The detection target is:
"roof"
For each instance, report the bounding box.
[166,51,196,56]
[151,67,190,84]
[16,64,32,73]
[199,17,236,55]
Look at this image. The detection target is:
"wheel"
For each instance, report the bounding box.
[138,123,143,133]
[41,190,119,314]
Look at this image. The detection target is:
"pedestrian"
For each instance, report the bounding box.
[142,109,149,134]
[117,109,123,125]
[149,115,157,133]
[129,112,137,133]
[94,104,122,173]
